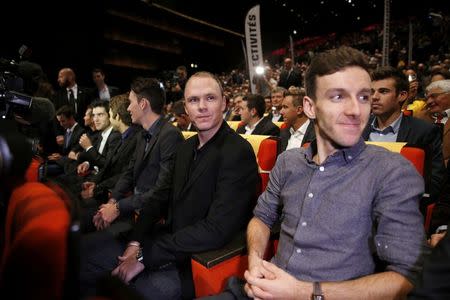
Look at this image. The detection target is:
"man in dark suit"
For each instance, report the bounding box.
[89,77,183,231]
[408,223,450,299]
[76,100,121,173]
[266,87,286,122]
[277,57,302,89]
[91,68,120,101]
[362,66,445,210]
[236,94,280,136]
[172,99,196,131]
[46,105,86,176]
[80,72,259,299]
[52,67,91,125]
[279,92,315,151]
[79,94,140,212]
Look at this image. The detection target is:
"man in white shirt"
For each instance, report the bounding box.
[236,94,280,136]
[279,91,315,151]
[77,100,121,174]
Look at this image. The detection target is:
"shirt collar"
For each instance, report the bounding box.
[101,126,113,138]
[147,116,162,136]
[67,122,78,132]
[305,137,366,165]
[290,119,310,136]
[371,114,402,134]
[245,117,264,132]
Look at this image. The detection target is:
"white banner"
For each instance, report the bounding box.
[245,5,263,94]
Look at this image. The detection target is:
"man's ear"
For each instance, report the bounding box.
[250,107,257,117]
[140,98,149,110]
[398,90,408,105]
[296,105,304,116]
[303,96,316,119]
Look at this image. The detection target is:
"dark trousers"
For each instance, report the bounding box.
[80,229,182,299]
[198,277,250,300]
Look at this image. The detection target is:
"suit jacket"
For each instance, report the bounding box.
[112,118,184,216]
[52,86,92,124]
[77,129,121,169]
[266,111,283,122]
[61,123,85,155]
[90,85,121,101]
[443,121,450,162]
[278,68,302,89]
[408,220,450,299]
[93,126,141,200]
[280,120,315,151]
[363,115,446,203]
[132,121,259,298]
[236,116,280,136]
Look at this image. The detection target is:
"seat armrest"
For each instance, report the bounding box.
[192,232,246,268]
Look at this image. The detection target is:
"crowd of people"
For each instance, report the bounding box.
[1,12,450,299]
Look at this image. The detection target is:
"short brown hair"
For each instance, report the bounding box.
[305,46,368,100]
[109,93,132,126]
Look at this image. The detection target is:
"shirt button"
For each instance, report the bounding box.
[308,192,313,198]
[319,166,325,172]
[348,155,353,160]
[301,221,307,227]
[296,248,302,254]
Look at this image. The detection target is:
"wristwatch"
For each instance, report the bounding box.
[136,247,144,262]
[312,282,324,300]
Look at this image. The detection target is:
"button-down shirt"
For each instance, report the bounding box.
[98,126,113,155]
[286,119,310,150]
[369,114,402,142]
[254,138,427,283]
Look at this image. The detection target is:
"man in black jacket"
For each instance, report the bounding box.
[80,72,259,299]
[362,66,445,211]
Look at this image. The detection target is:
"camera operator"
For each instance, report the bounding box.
[166,65,187,103]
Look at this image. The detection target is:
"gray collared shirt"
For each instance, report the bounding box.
[254,138,427,283]
[369,114,402,142]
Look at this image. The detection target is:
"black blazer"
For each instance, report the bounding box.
[363,115,446,203]
[111,118,184,216]
[77,129,121,169]
[278,68,302,89]
[280,120,315,151]
[52,87,92,124]
[93,126,141,199]
[62,123,86,155]
[408,221,450,299]
[266,111,283,122]
[236,116,280,136]
[132,121,259,298]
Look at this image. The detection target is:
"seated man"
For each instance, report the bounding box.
[279,91,315,151]
[172,99,196,131]
[45,105,86,177]
[80,72,259,299]
[236,94,280,136]
[79,94,140,211]
[267,87,286,122]
[211,46,427,300]
[86,77,184,232]
[76,100,121,174]
[363,66,445,210]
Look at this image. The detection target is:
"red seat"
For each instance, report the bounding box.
[280,122,289,129]
[0,182,71,299]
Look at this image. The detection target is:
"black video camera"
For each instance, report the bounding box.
[0,58,33,121]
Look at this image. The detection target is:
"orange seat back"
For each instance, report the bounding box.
[0,182,71,299]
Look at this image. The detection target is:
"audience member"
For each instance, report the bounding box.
[208,46,427,300]
[80,72,259,299]
[236,94,280,136]
[279,91,315,151]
